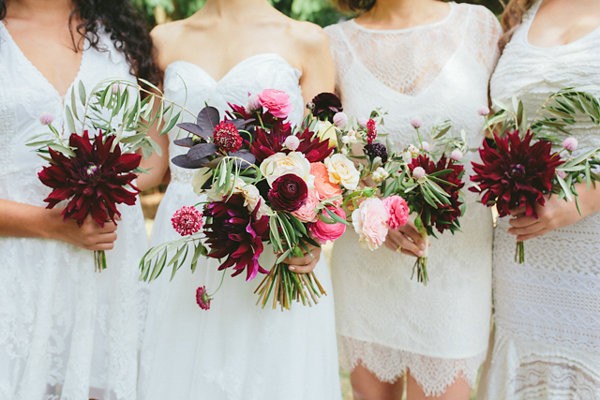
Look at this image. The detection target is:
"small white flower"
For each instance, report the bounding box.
[333,112,348,128]
[283,135,300,151]
[420,141,431,152]
[412,166,426,180]
[410,118,423,129]
[39,113,54,126]
[562,137,578,152]
[478,106,490,116]
[450,149,463,161]
[372,167,389,184]
[247,93,261,112]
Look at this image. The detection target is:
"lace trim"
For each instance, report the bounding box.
[339,336,485,396]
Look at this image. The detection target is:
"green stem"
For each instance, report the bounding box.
[515,241,525,264]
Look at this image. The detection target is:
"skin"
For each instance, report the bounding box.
[348,2,472,399]
[0,0,118,251]
[507,0,600,241]
[138,0,336,272]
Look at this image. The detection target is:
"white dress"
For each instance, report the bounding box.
[138,53,341,400]
[325,3,501,396]
[479,2,600,398]
[0,24,147,400]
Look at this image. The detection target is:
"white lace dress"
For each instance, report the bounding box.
[325,3,501,395]
[138,54,341,400]
[0,24,147,400]
[478,2,600,398]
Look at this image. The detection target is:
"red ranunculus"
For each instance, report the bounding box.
[38,130,141,226]
[268,173,308,212]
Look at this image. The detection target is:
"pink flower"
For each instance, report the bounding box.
[382,195,410,230]
[39,113,54,126]
[196,286,212,310]
[247,93,262,112]
[366,118,377,144]
[450,149,464,161]
[213,121,243,153]
[478,106,490,116]
[171,206,203,236]
[412,166,426,180]
[333,112,348,128]
[292,189,320,222]
[557,169,567,179]
[258,89,292,119]
[352,197,389,250]
[283,135,300,151]
[410,118,423,129]
[310,162,342,204]
[562,137,578,152]
[309,206,347,243]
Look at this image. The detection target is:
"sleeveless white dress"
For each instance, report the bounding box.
[478,2,600,398]
[138,54,341,400]
[325,4,501,395]
[0,24,147,400]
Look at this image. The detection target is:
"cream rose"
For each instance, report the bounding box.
[260,151,311,186]
[324,154,359,191]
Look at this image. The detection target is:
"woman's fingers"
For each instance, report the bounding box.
[286,246,321,274]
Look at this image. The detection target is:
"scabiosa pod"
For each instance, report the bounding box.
[213,121,243,153]
[39,113,55,126]
[196,286,212,310]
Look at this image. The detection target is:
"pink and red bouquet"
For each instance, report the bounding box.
[140,90,353,310]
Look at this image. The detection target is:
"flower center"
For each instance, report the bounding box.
[510,163,526,178]
[86,164,99,176]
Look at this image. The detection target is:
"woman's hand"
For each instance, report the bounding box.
[46,210,119,251]
[384,220,427,258]
[286,244,321,274]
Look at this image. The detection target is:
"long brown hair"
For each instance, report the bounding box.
[500,0,536,48]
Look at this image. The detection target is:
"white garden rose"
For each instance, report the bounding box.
[324,153,360,190]
[315,120,338,148]
[260,151,311,186]
[237,182,272,218]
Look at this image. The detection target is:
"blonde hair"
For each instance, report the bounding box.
[500,0,536,48]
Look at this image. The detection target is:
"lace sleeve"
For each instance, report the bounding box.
[466,5,502,75]
[325,24,354,91]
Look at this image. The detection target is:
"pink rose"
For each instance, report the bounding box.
[310,162,342,204]
[309,206,347,243]
[382,195,409,230]
[351,197,389,251]
[292,189,320,223]
[258,89,292,119]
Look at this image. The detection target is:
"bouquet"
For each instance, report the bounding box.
[470,90,600,263]
[139,90,352,310]
[334,113,468,284]
[30,79,179,271]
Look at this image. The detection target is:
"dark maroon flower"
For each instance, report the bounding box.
[470,130,562,218]
[308,92,343,122]
[366,118,377,144]
[268,173,308,212]
[213,121,243,153]
[407,154,465,235]
[250,126,333,163]
[203,194,270,281]
[364,143,388,164]
[195,286,212,310]
[38,130,141,226]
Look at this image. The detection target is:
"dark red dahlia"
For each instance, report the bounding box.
[366,118,377,144]
[203,194,270,281]
[308,92,343,122]
[38,130,141,226]
[470,130,562,218]
[196,286,212,310]
[213,121,243,153]
[249,126,333,163]
[364,142,388,164]
[407,154,465,235]
[268,173,308,212]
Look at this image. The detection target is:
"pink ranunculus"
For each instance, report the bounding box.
[258,89,292,119]
[309,206,347,243]
[292,189,320,223]
[310,162,342,204]
[382,195,410,230]
[351,197,389,251]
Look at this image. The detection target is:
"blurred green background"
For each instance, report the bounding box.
[134,0,504,27]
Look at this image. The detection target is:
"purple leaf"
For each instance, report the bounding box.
[197,106,221,132]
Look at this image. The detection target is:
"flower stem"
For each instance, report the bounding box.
[94,250,107,273]
[515,241,525,264]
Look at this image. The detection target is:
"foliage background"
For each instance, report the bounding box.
[134,0,505,27]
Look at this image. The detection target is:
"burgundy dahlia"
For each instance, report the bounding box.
[250,126,333,163]
[38,130,141,226]
[213,121,243,153]
[470,130,562,218]
[364,142,388,164]
[203,194,270,281]
[195,286,212,310]
[408,154,465,235]
[268,173,308,212]
[308,92,343,122]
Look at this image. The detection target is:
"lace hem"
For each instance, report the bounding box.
[339,336,485,396]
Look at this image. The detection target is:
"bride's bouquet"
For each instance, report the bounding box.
[140,90,352,310]
[333,111,468,284]
[470,89,600,263]
[30,79,178,271]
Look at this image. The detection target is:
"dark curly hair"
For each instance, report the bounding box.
[0,0,161,85]
[333,0,376,13]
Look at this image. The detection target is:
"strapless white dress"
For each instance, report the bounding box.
[138,53,341,400]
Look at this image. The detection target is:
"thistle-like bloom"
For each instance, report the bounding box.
[38,130,141,226]
[470,130,562,218]
[171,206,203,236]
[213,121,243,153]
[203,194,270,281]
[364,142,388,164]
[196,286,212,310]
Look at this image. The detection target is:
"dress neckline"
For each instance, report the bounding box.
[0,21,87,99]
[349,2,455,34]
[523,0,600,50]
[164,53,302,84]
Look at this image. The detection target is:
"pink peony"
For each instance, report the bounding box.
[351,197,389,251]
[292,189,320,222]
[258,89,292,119]
[309,206,347,243]
[196,286,212,310]
[382,195,410,230]
[171,206,203,236]
[310,162,342,204]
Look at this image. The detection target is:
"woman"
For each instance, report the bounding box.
[478,0,600,398]
[326,1,500,398]
[0,1,158,398]
[137,1,341,399]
